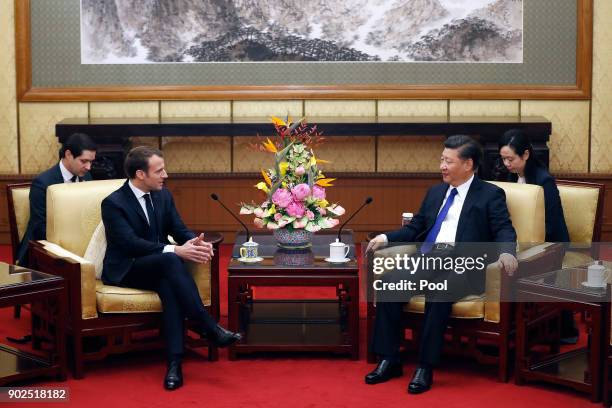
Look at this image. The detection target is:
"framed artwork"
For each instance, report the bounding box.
[16,0,592,101]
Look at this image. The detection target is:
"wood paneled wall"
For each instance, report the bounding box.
[2,174,612,246]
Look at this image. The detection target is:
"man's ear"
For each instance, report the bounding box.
[64,149,74,161]
[135,169,145,180]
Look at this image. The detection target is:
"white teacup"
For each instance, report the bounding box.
[240,238,259,260]
[330,239,350,261]
[587,261,609,287]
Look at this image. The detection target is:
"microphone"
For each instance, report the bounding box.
[337,197,373,242]
[210,193,251,242]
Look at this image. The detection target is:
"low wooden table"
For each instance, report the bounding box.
[515,266,611,402]
[0,263,67,385]
[227,230,359,360]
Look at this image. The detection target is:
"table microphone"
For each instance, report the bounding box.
[337,197,373,242]
[210,193,251,242]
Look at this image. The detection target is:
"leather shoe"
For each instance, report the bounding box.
[365,359,403,384]
[210,325,242,348]
[408,367,433,394]
[164,360,183,391]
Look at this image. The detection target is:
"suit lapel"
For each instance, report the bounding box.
[53,164,65,184]
[417,184,449,240]
[456,176,482,241]
[120,181,149,226]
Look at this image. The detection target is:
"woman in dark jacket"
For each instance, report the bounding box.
[498,129,576,342]
[498,129,570,243]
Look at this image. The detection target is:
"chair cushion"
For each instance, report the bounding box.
[96,280,212,314]
[404,294,485,318]
[84,221,106,279]
[11,187,31,242]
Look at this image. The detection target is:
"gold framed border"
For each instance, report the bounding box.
[15,0,593,101]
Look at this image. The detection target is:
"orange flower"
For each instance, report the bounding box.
[261,169,272,186]
[262,138,278,153]
[315,178,336,187]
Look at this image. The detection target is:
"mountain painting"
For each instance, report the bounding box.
[80,0,523,64]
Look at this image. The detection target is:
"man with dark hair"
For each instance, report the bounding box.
[101,146,241,391]
[365,135,518,394]
[16,133,97,265]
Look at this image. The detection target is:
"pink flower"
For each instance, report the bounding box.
[306,210,315,220]
[329,218,340,227]
[274,213,282,222]
[272,188,292,208]
[318,207,327,216]
[312,185,326,200]
[254,218,265,228]
[291,183,311,201]
[295,166,305,176]
[286,201,306,218]
[254,208,265,218]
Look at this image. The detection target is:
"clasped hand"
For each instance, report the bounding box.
[175,233,213,263]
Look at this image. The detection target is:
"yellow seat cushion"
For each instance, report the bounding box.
[404,294,485,319]
[96,280,212,314]
[11,186,31,243]
[562,251,594,269]
[558,184,600,244]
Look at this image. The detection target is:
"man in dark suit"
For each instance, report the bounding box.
[365,135,518,394]
[16,133,97,266]
[101,146,241,391]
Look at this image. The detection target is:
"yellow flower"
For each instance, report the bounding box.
[266,204,277,216]
[262,138,278,153]
[315,178,336,187]
[255,182,270,193]
[270,115,292,127]
[279,162,289,177]
[261,169,272,186]
[318,199,329,208]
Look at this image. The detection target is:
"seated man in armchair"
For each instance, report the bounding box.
[101,146,242,390]
[366,135,518,395]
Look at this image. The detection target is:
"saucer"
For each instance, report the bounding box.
[581,281,606,288]
[325,257,351,264]
[237,256,264,263]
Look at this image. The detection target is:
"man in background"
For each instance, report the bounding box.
[16,133,97,266]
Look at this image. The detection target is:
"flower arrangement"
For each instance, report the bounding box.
[240,116,345,232]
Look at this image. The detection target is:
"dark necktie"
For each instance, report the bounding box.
[70,175,79,183]
[421,188,458,254]
[144,193,159,242]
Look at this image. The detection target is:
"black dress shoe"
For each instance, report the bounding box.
[408,367,433,394]
[365,359,403,384]
[164,360,183,391]
[210,325,242,348]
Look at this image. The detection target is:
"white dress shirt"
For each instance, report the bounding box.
[128,181,174,253]
[59,160,79,183]
[379,174,475,244]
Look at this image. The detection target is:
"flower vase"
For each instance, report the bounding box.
[273,228,313,249]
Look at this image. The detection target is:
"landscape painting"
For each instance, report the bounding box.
[80,0,523,64]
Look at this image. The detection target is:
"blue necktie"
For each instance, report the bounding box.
[421,188,458,254]
[144,193,159,243]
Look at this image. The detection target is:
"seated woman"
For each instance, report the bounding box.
[497,129,577,343]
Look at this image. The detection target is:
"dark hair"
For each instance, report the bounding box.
[498,129,544,183]
[59,133,97,159]
[124,146,163,179]
[443,135,482,171]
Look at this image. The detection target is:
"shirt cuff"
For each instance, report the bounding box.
[163,245,175,253]
[376,234,388,244]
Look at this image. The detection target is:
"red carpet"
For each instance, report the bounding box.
[0,245,598,407]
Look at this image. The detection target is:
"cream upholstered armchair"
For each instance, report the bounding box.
[556,180,605,268]
[28,179,222,378]
[7,183,32,319]
[366,181,565,381]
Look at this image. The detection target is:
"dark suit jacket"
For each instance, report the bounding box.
[16,164,92,265]
[506,166,570,242]
[385,176,517,292]
[101,180,196,285]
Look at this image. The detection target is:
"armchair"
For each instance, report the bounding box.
[366,181,565,381]
[28,179,222,378]
[6,182,32,318]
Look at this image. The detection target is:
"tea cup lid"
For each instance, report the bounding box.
[330,238,345,246]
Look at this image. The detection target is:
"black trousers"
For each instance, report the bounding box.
[369,249,480,367]
[120,252,218,359]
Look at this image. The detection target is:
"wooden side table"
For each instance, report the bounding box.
[516,266,610,402]
[227,230,359,360]
[0,263,67,384]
